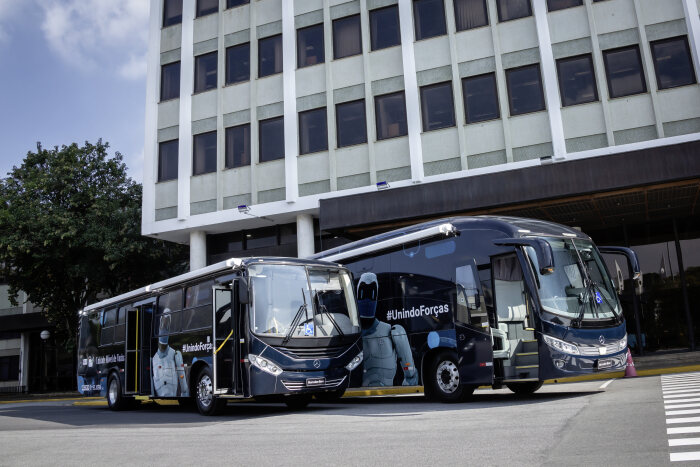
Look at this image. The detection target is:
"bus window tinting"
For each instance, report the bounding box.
[370,6,400,51]
[159,289,183,313]
[225,124,251,168]
[259,34,283,77]
[506,64,545,116]
[193,131,217,175]
[194,52,217,93]
[454,0,489,31]
[336,100,367,147]
[462,73,500,123]
[375,92,408,140]
[259,117,285,162]
[497,0,531,22]
[226,43,250,85]
[420,82,456,131]
[163,0,182,27]
[196,0,218,17]
[547,0,582,12]
[158,139,179,182]
[603,45,647,98]
[297,24,325,68]
[160,61,180,101]
[183,281,214,330]
[651,37,696,90]
[556,54,598,107]
[413,0,447,40]
[333,15,362,59]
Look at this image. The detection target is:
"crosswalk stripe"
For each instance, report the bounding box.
[665,397,700,404]
[663,381,700,386]
[666,409,700,416]
[670,451,700,462]
[664,392,700,399]
[664,388,700,394]
[668,426,700,435]
[669,437,700,447]
[667,416,700,424]
[666,403,700,410]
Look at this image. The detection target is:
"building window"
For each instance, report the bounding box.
[225,124,250,168]
[160,61,181,101]
[370,6,401,51]
[556,54,598,106]
[196,0,219,17]
[259,117,285,162]
[227,0,249,7]
[299,108,328,155]
[375,91,408,140]
[506,64,545,116]
[497,0,532,22]
[413,0,447,40]
[333,15,362,59]
[603,45,647,98]
[297,24,325,68]
[420,82,456,131]
[336,100,367,147]
[158,140,179,182]
[454,0,489,31]
[163,0,182,27]
[226,43,250,84]
[547,0,582,11]
[194,51,217,93]
[651,36,696,90]
[259,34,283,78]
[0,355,19,382]
[462,73,500,123]
[193,131,217,175]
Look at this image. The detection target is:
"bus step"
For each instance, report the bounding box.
[522,340,537,343]
[525,328,535,331]
[503,378,539,383]
[515,352,538,356]
[515,365,538,369]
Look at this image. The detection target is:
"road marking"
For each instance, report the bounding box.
[669,438,700,447]
[670,452,700,462]
[667,409,700,416]
[665,398,700,404]
[664,392,700,399]
[662,372,700,462]
[599,379,615,389]
[668,426,700,435]
[666,403,700,409]
[667,416,700,424]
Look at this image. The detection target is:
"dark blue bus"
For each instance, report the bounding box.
[77,257,362,414]
[314,216,640,401]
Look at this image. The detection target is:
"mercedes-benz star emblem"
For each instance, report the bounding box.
[313,359,321,369]
[599,335,606,345]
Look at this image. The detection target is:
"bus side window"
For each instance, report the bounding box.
[114,307,126,343]
[456,260,488,328]
[100,308,116,346]
[183,281,214,331]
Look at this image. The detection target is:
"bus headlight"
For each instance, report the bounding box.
[345,351,363,371]
[543,334,580,355]
[249,354,283,376]
[618,334,627,351]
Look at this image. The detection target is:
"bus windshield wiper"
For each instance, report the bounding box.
[590,280,622,323]
[282,289,309,345]
[573,280,591,328]
[314,293,344,337]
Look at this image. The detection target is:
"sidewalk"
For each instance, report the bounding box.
[0,391,81,403]
[632,349,700,371]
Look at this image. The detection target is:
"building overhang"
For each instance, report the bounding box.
[0,312,51,333]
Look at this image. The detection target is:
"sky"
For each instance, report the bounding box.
[0,0,149,182]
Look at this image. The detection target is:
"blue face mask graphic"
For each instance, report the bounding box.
[358,299,377,319]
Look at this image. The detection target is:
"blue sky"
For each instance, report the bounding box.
[0,0,149,182]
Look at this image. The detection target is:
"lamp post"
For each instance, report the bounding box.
[40,330,50,392]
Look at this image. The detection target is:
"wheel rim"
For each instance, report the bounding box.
[436,360,460,394]
[108,378,118,405]
[197,374,213,408]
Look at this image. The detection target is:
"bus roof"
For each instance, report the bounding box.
[81,256,344,315]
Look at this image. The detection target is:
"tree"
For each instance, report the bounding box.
[0,140,187,344]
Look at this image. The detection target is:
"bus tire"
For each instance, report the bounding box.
[194,366,224,416]
[506,381,543,395]
[427,351,465,402]
[106,373,129,411]
[284,394,312,410]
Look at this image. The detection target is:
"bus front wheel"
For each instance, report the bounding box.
[106,373,130,411]
[195,367,225,415]
[427,351,467,402]
[506,381,543,395]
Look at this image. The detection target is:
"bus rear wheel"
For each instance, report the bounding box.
[106,373,131,411]
[195,367,224,416]
[506,381,543,395]
[427,351,467,402]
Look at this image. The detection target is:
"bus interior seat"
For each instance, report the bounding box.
[494,279,527,322]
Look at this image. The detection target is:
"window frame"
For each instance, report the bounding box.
[419,81,456,132]
[158,139,179,182]
[556,53,599,107]
[296,23,325,69]
[298,107,329,155]
[163,0,183,28]
[462,72,501,124]
[194,51,218,94]
[369,5,401,51]
[496,0,532,22]
[546,0,583,12]
[453,0,489,32]
[196,0,219,18]
[413,0,448,41]
[160,61,181,102]
[225,42,250,85]
[374,91,409,141]
[505,63,546,116]
[336,99,368,148]
[258,34,283,78]
[259,116,285,163]
[225,123,251,169]
[192,130,218,176]
[650,36,697,91]
[602,45,647,99]
[226,0,249,8]
[333,14,363,60]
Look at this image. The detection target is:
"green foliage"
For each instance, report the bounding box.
[0,141,187,341]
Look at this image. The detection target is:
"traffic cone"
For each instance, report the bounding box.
[624,348,637,377]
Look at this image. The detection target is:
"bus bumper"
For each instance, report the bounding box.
[541,347,627,379]
[249,367,349,396]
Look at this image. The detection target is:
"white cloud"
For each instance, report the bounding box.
[0,0,23,43]
[39,0,149,80]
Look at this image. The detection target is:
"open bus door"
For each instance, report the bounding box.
[213,284,242,395]
[124,302,154,395]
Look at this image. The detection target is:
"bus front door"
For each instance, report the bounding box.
[125,303,153,395]
[213,287,236,394]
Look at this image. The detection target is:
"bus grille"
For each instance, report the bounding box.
[578,341,622,356]
[282,377,346,391]
[275,346,347,359]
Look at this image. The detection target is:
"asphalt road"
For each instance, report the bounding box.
[0,374,696,466]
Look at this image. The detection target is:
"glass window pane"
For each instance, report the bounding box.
[413,0,447,40]
[462,73,500,123]
[297,24,325,68]
[299,108,328,155]
[259,34,283,77]
[603,46,647,98]
[547,0,582,12]
[259,117,285,162]
[454,0,489,31]
[197,0,218,17]
[557,54,598,106]
[163,0,183,27]
[226,43,249,84]
[651,37,696,90]
[497,0,532,22]
[420,82,456,131]
[336,100,367,147]
[160,61,181,101]
[225,124,251,168]
[370,6,401,51]
[227,0,249,7]
[158,140,179,182]
[333,15,362,59]
[375,92,408,140]
[194,51,217,93]
[506,64,545,115]
[193,131,217,175]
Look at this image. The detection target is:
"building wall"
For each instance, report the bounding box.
[0,287,30,391]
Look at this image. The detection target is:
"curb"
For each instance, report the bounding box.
[0,397,101,405]
[543,364,700,384]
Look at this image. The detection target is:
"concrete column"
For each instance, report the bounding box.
[682,0,700,88]
[19,332,29,390]
[296,214,315,258]
[190,230,207,271]
[282,0,299,202]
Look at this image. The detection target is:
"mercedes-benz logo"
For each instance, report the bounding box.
[313,359,321,369]
[599,335,606,345]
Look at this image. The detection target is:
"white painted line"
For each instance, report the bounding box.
[670,451,700,462]
[599,379,615,389]
[664,388,700,394]
[665,392,700,399]
[667,416,700,424]
[666,403,700,410]
[669,437,700,447]
[663,379,700,385]
[667,409,700,416]
[663,376,700,381]
[668,426,700,435]
[665,398,700,404]
[663,383,700,390]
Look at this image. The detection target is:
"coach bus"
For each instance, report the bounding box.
[77,257,362,415]
[313,216,641,402]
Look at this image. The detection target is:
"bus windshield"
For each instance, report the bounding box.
[249,264,360,338]
[525,238,620,323]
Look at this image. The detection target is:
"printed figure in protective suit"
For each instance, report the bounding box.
[357,272,418,387]
[152,312,189,397]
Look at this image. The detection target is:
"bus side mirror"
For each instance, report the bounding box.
[493,238,555,275]
[237,278,249,305]
[599,246,643,296]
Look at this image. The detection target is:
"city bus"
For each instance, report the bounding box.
[313,216,641,401]
[77,257,362,415]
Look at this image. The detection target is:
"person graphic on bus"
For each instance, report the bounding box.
[357,272,418,387]
[152,312,189,397]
